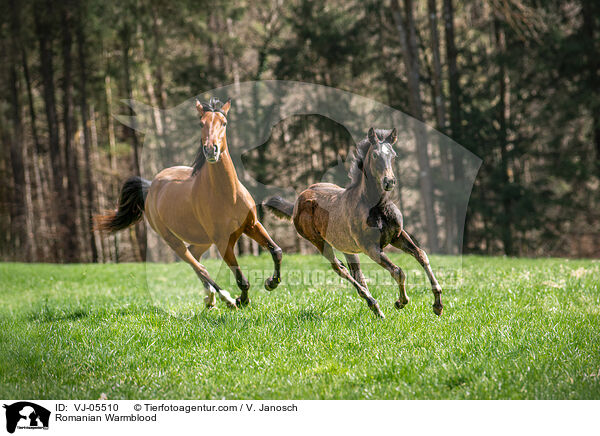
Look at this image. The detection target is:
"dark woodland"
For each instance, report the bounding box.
[0,0,598,262]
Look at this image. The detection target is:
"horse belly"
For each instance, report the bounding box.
[148,180,211,245]
[322,208,362,253]
[305,188,361,254]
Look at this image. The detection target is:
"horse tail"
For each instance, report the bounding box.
[263,196,294,221]
[94,176,151,232]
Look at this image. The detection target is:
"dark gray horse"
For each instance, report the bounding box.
[265,127,443,318]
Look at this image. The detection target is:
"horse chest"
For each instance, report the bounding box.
[366,203,403,248]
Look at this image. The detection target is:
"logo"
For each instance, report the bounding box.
[2,402,50,433]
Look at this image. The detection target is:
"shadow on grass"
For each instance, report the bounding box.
[296,308,324,322]
[29,308,90,323]
[28,304,156,323]
[26,299,329,329]
[176,306,326,328]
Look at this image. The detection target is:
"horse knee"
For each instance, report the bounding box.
[416,248,430,265]
[349,267,362,282]
[270,246,282,263]
[237,277,250,292]
[330,261,346,277]
[393,267,406,284]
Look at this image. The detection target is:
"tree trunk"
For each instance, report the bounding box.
[105,74,118,176]
[76,6,99,262]
[20,35,51,261]
[8,0,31,260]
[121,21,146,261]
[442,0,467,250]
[120,23,141,175]
[391,0,440,252]
[494,19,514,256]
[61,3,82,262]
[35,0,66,261]
[581,0,600,176]
[90,104,111,262]
[427,0,455,254]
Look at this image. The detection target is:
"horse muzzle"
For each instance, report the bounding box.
[203,145,220,163]
[383,176,396,191]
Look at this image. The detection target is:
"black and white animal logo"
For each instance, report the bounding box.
[3,402,50,434]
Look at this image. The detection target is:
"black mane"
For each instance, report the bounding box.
[191,148,206,175]
[347,129,392,188]
[191,97,227,175]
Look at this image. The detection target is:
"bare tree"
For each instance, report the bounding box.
[442,0,467,248]
[494,18,514,255]
[61,2,82,262]
[35,0,67,260]
[427,0,456,253]
[8,0,31,260]
[76,4,99,262]
[391,0,440,252]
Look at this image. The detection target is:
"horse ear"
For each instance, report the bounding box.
[195,99,204,116]
[368,127,378,145]
[386,128,398,144]
[221,99,231,116]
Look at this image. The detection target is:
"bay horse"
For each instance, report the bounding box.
[95,98,282,309]
[265,128,443,318]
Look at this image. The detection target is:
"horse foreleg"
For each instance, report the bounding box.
[392,230,443,316]
[364,247,410,311]
[244,222,282,291]
[189,244,215,308]
[321,245,384,318]
[163,233,237,309]
[218,235,251,307]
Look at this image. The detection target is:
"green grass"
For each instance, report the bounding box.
[0,254,599,399]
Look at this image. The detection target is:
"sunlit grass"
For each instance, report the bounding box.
[0,255,598,399]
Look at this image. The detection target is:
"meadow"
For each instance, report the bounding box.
[0,254,598,399]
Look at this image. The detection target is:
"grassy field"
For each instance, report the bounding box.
[0,254,599,399]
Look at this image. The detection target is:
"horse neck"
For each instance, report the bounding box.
[352,168,389,208]
[203,138,239,197]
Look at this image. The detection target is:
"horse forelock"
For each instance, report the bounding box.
[201,97,227,115]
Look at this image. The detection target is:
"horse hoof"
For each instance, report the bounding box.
[369,303,385,319]
[433,303,443,316]
[264,276,280,291]
[204,296,216,310]
[235,297,251,308]
[394,299,409,310]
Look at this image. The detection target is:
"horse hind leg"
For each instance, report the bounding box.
[343,253,388,317]
[162,233,237,310]
[344,253,368,288]
[321,244,385,318]
[392,230,443,316]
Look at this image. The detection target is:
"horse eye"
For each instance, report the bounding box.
[223,121,227,127]
[200,122,204,127]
